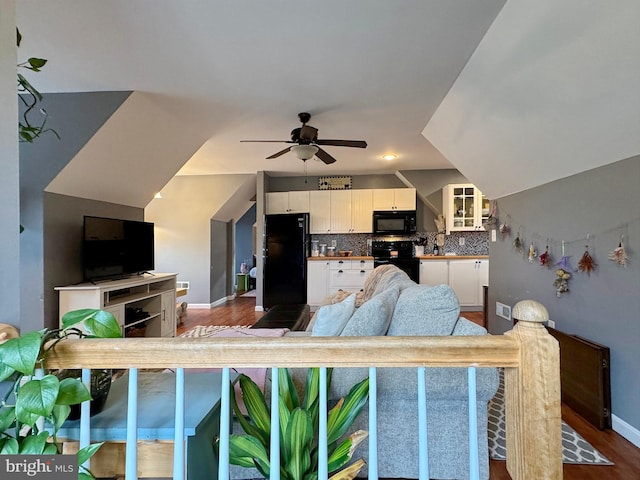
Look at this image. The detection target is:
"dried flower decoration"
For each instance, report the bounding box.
[513,231,524,253]
[577,245,596,276]
[539,245,551,267]
[555,241,573,271]
[553,268,571,297]
[608,238,629,267]
[528,243,537,263]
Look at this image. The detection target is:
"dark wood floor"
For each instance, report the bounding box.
[177,295,640,479]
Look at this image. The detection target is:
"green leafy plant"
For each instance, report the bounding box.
[228,368,369,480]
[0,309,122,480]
[16,28,60,143]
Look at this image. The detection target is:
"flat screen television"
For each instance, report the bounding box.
[83,216,154,281]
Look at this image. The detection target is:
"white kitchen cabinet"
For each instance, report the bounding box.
[330,190,352,233]
[309,191,331,234]
[307,259,374,308]
[442,184,490,234]
[419,259,449,287]
[373,188,416,211]
[448,259,489,307]
[266,191,310,214]
[328,259,374,296]
[330,189,374,234]
[307,260,330,307]
[350,189,374,233]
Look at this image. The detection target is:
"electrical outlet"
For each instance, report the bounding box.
[491,229,497,242]
[331,240,337,247]
[547,319,555,329]
[459,237,465,246]
[496,302,512,321]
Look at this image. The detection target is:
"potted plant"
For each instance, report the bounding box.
[227,368,370,480]
[0,309,122,479]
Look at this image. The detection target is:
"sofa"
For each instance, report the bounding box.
[232,265,499,480]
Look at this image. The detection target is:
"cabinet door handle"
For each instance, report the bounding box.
[338,270,343,273]
[338,260,343,264]
[360,270,366,273]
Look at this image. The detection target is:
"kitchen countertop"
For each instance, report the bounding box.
[308,256,373,261]
[417,255,489,260]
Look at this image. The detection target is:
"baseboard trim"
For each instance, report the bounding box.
[612,414,640,448]
[188,297,229,309]
[255,306,264,312]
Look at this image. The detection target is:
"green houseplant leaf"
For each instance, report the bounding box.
[0,331,43,375]
[0,308,121,479]
[61,309,122,338]
[229,368,369,480]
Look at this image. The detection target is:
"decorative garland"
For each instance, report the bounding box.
[486,201,635,298]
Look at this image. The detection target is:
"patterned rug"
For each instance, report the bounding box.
[488,369,613,465]
[180,325,251,338]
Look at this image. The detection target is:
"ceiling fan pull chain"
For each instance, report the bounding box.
[304,159,308,184]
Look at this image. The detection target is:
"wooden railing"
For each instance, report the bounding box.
[44,317,562,480]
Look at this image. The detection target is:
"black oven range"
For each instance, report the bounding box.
[371,240,419,282]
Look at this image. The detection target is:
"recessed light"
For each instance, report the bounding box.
[154,192,163,199]
[382,154,397,161]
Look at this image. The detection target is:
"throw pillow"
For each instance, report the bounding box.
[340,286,400,336]
[387,284,460,336]
[311,294,357,336]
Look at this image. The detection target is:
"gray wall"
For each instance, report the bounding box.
[42,193,143,330]
[487,155,640,433]
[0,4,19,328]
[210,220,229,303]
[18,91,131,331]
[267,174,406,192]
[235,204,256,281]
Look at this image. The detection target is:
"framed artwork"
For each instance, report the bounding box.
[318,176,352,190]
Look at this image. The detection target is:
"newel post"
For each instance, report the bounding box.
[504,300,562,480]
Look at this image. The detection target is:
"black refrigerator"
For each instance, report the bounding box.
[263,213,309,309]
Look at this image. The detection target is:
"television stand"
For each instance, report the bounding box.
[55,273,178,338]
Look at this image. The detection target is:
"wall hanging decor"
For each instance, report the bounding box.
[608,236,629,267]
[539,244,552,267]
[578,243,596,276]
[318,176,352,190]
[512,230,524,254]
[555,241,573,271]
[553,268,572,297]
[528,243,537,263]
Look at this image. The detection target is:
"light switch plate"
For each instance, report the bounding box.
[496,302,511,321]
[491,229,497,242]
[459,237,465,246]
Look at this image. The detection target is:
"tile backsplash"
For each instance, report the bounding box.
[311,231,489,256]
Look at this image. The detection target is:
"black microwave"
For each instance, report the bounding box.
[372,210,417,235]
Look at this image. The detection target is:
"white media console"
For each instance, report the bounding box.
[56,273,177,338]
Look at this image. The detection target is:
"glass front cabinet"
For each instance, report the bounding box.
[442,184,489,234]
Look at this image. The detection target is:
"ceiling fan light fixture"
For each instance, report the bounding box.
[382,154,397,161]
[291,144,319,161]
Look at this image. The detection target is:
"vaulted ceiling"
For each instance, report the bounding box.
[16,0,639,206]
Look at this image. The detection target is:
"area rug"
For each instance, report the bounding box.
[179,325,251,337]
[488,369,613,465]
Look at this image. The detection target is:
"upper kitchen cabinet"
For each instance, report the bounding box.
[372,188,416,211]
[266,191,310,214]
[309,191,331,233]
[442,184,489,234]
[310,189,373,234]
[332,189,373,233]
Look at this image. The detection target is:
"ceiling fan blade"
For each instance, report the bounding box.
[315,139,367,148]
[266,146,292,159]
[240,140,294,143]
[315,147,337,164]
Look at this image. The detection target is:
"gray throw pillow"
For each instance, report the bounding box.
[340,286,400,336]
[387,284,460,336]
[311,294,356,336]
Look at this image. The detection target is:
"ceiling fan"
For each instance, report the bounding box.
[241,112,367,164]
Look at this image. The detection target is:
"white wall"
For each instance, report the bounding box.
[0,1,20,327]
[145,174,255,305]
